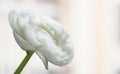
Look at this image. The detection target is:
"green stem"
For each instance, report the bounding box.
[14,51,34,74]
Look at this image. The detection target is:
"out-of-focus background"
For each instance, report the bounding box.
[1,0,120,74]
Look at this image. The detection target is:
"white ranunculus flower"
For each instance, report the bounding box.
[9,10,73,69]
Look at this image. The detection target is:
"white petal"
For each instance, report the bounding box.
[41,16,69,41]
[9,10,17,30]
[23,29,42,47]
[36,31,73,66]
[13,31,35,51]
[35,50,48,70]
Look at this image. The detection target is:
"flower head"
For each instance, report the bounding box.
[9,9,73,69]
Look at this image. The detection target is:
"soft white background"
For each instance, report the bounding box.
[1,0,120,74]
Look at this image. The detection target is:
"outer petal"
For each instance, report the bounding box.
[9,10,17,31]
[13,31,35,51]
[9,10,25,38]
[35,50,48,70]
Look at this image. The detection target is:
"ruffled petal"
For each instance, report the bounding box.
[36,31,73,66]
